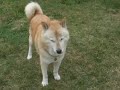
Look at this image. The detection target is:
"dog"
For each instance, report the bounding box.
[25,2,69,86]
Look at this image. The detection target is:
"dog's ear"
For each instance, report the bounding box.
[41,22,49,30]
[60,18,67,28]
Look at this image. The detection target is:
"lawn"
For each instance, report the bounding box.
[0,0,120,90]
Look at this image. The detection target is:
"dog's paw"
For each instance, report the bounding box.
[42,81,48,87]
[54,74,61,80]
[27,55,32,60]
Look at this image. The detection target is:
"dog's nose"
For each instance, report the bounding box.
[56,49,62,54]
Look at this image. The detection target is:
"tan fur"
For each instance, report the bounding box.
[30,14,63,53]
[30,14,50,41]
[49,20,62,38]
[25,2,69,86]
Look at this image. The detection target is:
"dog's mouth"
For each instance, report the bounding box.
[50,52,63,57]
[44,48,61,57]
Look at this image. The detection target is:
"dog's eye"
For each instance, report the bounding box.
[50,40,55,42]
[60,38,64,41]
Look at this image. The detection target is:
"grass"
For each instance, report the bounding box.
[0,0,120,89]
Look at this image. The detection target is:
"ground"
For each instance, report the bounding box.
[0,0,120,90]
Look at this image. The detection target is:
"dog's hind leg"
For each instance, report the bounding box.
[27,28,32,60]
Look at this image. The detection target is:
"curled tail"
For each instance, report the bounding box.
[25,2,43,20]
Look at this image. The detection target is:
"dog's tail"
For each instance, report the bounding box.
[25,2,43,20]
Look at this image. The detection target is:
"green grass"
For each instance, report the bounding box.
[0,0,120,89]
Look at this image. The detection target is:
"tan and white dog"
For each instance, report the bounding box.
[25,2,69,86]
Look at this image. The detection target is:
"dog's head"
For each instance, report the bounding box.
[41,19,69,56]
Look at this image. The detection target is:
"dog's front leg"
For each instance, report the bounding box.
[40,59,48,86]
[53,61,62,80]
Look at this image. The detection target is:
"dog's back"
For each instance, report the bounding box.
[25,2,50,41]
[30,14,50,41]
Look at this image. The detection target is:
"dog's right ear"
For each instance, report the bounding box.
[41,22,49,30]
[60,18,67,28]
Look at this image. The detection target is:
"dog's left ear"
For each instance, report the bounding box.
[60,18,67,28]
[41,22,49,30]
